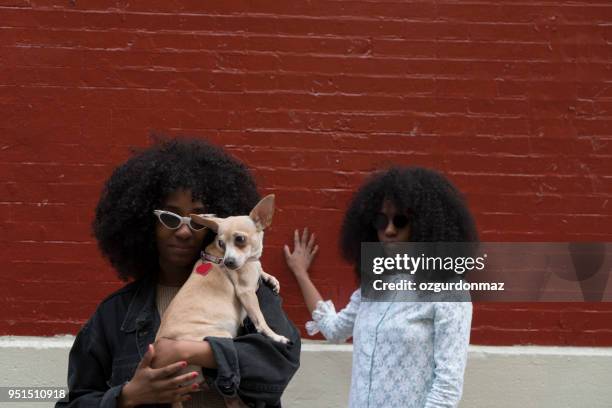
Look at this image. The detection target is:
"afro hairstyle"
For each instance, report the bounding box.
[340,166,479,281]
[93,136,260,281]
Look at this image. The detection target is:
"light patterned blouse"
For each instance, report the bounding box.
[307,289,472,408]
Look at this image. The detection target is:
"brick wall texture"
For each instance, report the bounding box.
[1,1,611,345]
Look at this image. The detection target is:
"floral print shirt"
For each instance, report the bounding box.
[307,289,472,408]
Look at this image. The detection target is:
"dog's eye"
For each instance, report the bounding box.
[218,239,225,249]
[235,235,246,245]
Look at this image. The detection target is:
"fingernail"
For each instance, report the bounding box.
[192,383,199,390]
[181,361,187,368]
[191,372,198,378]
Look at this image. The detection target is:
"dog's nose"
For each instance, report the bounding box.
[224,258,237,269]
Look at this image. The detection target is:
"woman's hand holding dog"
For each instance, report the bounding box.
[118,343,201,407]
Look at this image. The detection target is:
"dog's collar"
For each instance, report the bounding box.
[200,251,261,266]
[201,251,223,265]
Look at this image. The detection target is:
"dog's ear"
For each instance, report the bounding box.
[249,194,275,231]
[190,214,220,232]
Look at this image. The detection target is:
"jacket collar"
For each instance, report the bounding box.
[120,275,159,333]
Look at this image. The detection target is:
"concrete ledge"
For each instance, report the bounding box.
[2,337,612,407]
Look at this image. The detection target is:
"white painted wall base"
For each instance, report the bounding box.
[1,336,611,407]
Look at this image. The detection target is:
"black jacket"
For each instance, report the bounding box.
[56,275,301,407]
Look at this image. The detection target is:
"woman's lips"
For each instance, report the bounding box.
[169,245,196,254]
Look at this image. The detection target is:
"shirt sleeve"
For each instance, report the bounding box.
[55,311,125,408]
[204,282,301,407]
[424,302,472,408]
[305,288,361,343]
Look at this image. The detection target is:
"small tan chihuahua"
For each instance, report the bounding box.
[155,194,288,407]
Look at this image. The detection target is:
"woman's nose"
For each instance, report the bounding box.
[384,220,397,236]
[175,224,193,238]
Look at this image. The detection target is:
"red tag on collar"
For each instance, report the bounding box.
[196,262,213,276]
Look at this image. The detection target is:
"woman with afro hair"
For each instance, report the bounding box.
[284,166,477,408]
[57,137,300,408]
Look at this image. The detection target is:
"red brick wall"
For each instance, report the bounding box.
[1,1,611,345]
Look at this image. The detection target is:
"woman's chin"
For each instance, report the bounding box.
[165,252,199,268]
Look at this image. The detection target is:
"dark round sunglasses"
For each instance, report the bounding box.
[372,213,410,231]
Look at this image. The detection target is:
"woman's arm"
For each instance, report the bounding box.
[284,228,321,314]
[58,306,199,408]
[153,337,217,369]
[284,228,359,343]
[55,314,126,408]
[424,302,473,408]
[204,282,301,406]
[153,280,300,407]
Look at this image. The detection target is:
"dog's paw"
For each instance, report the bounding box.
[259,327,291,344]
[271,334,290,344]
[263,274,280,293]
